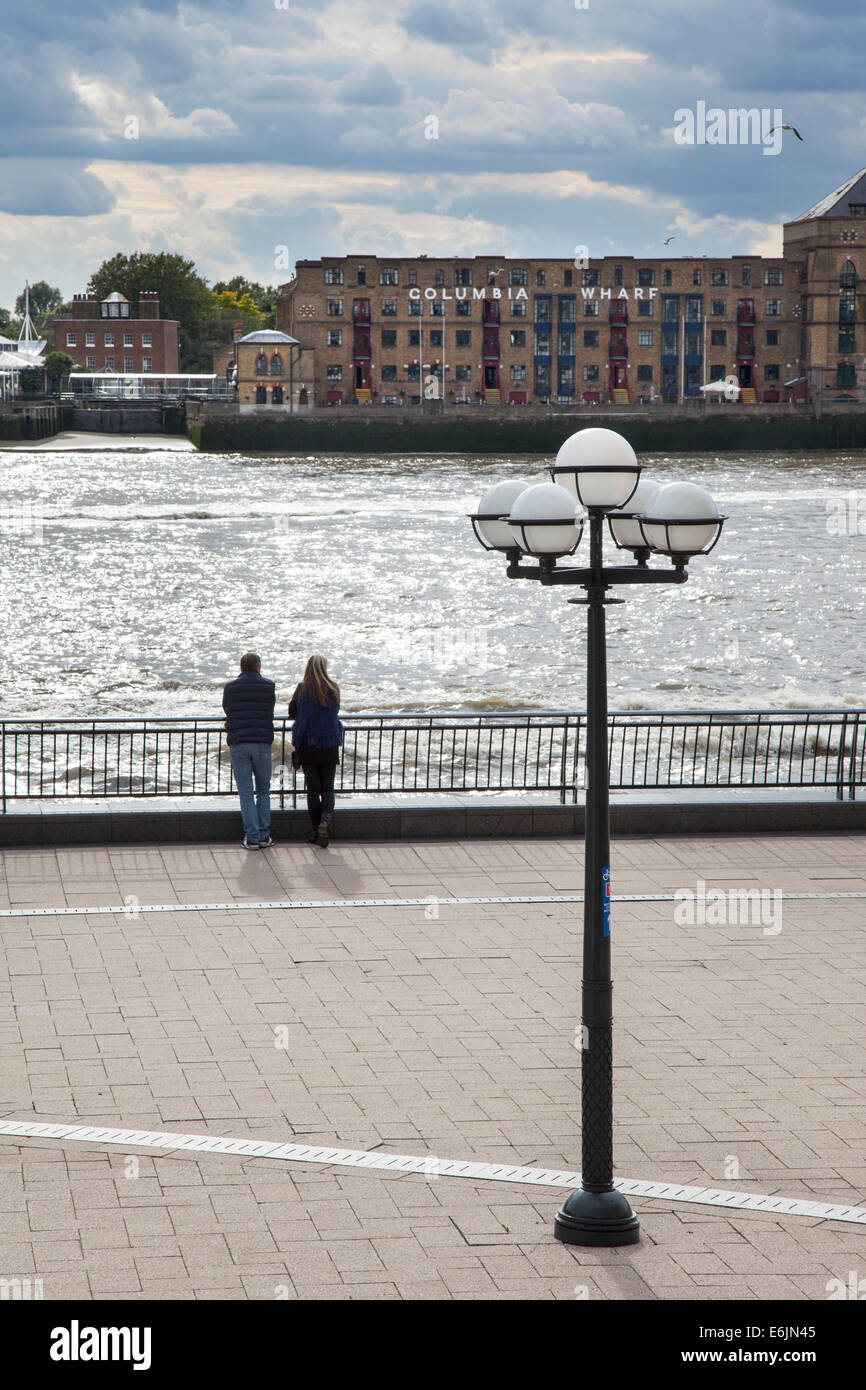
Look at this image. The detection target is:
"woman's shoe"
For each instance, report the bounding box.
[317,817,330,848]
[307,829,319,844]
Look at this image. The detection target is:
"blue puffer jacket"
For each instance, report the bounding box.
[222,671,276,745]
[290,685,343,749]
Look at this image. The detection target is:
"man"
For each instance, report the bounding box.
[222,652,276,849]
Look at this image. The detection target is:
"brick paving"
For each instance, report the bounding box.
[0,831,864,1300]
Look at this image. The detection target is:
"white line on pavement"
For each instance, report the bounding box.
[0,1119,863,1225]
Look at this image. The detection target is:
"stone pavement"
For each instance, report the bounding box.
[0,830,864,1300]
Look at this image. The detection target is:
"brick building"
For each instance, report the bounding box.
[212,328,311,411]
[50,291,179,375]
[273,167,866,407]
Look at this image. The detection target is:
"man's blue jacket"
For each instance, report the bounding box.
[222,671,275,745]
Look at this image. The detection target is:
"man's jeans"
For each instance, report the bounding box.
[229,742,272,844]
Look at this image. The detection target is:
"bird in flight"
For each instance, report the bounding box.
[768,124,804,141]
[662,236,676,245]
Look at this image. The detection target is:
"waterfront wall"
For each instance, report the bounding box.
[185,400,866,454]
[0,401,64,441]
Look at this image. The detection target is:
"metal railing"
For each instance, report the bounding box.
[0,710,862,812]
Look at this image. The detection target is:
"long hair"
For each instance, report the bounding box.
[301,654,339,707]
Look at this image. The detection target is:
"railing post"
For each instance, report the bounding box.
[835,712,848,802]
[849,711,861,802]
[1,721,5,815]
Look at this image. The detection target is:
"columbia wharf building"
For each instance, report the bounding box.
[274,168,866,408]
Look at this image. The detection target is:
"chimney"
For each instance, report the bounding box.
[138,291,160,319]
[233,319,243,342]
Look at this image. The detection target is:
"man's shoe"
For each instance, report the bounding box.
[307,830,319,844]
[259,835,274,848]
[317,820,330,848]
[242,838,260,850]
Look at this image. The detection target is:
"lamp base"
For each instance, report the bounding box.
[554,1187,640,1247]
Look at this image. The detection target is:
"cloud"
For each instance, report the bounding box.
[336,63,408,107]
[0,161,115,217]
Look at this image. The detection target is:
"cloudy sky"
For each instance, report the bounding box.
[1,0,863,309]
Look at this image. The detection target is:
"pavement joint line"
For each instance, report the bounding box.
[0,1119,864,1225]
[2,890,866,919]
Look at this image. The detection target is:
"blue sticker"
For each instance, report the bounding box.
[602,867,611,937]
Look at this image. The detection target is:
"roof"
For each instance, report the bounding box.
[237,329,299,345]
[101,291,130,303]
[795,168,866,221]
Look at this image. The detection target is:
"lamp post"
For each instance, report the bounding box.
[470,427,725,1246]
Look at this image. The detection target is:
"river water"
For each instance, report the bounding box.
[0,444,864,720]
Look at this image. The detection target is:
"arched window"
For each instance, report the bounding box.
[271,385,283,404]
[840,259,858,289]
[255,353,268,374]
[255,385,267,404]
[270,353,283,375]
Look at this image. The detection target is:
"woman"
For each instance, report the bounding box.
[289,655,344,847]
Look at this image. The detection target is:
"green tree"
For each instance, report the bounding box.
[86,252,214,370]
[212,277,277,327]
[44,350,76,394]
[18,367,45,397]
[15,280,63,328]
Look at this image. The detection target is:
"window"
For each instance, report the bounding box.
[559,297,576,322]
[837,362,857,387]
[558,329,575,355]
[407,363,420,380]
[142,357,152,372]
[684,331,701,356]
[380,268,398,285]
[326,299,343,316]
[711,329,727,346]
[509,268,527,286]
[511,301,527,316]
[381,299,397,316]
[104,356,115,370]
[430,301,444,316]
[66,333,76,346]
[839,329,856,353]
[693,269,702,285]
[456,365,471,381]
[85,332,95,347]
[765,330,779,346]
[510,364,526,381]
[663,269,672,286]
[408,329,421,346]
[454,267,472,286]
[536,269,546,286]
[764,267,783,285]
[381,365,397,381]
[662,297,679,322]
[535,297,552,323]
[509,330,525,347]
[270,354,283,375]
[408,269,417,286]
[849,205,866,217]
[709,364,726,381]
[326,364,342,380]
[535,364,551,394]
[104,333,115,347]
[764,364,780,380]
[584,364,599,381]
[710,300,725,316]
[583,330,599,347]
[583,301,599,317]
[840,259,858,289]
[741,265,752,286]
[434,269,445,286]
[534,329,550,355]
[255,385,267,404]
[710,269,728,286]
[614,267,623,286]
[381,329,397,347]
[662,332,678,354]
[430,330,443,346]
[272,385,283,404]
[638,300,654,317]
[457,330,471,346]
[141,333,151,348]
[124,356,134,372]
[564,269,573,287]
[685,296,702,322]
[255,353,268,374]
[123,332,133,347]
[409,300,422,316]
[765,299,782,316]
[381,396,398,405]
[357,266,366,284]
[637,329,653,346]
[582,268,600,286]
[85,356,96,370]
[637,267,655,287]
[326,329,343,348]
[324,268,344,284]
[558,364,575,392]
[636,365,653,381]
[456,300,471,317]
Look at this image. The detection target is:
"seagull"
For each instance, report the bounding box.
[662,236,676,245]
[768,124,803,141]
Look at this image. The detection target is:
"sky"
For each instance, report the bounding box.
[1,0,864,309]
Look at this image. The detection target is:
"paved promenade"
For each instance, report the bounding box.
[0,830,864,1300]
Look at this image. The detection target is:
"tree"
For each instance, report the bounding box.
[86,252,214,370]
[15,280,63,327]
[44,350,76,394]
[18,367,45,397]
[212,277,277,327]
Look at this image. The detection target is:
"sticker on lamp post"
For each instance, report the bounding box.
[602,867,611,937]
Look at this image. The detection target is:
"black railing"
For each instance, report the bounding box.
[0,710,863,811]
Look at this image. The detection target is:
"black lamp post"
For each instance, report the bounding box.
[470,427,725,1246]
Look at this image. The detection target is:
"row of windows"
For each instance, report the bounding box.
[68,332,153,348]
[254,353,285,375]
[321,265,784,288]
[324,361,787,383]
[84,357,153,372]
[323,297,786,321]
[325,327,786,351]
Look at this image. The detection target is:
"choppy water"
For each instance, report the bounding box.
[0,446,864,719]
